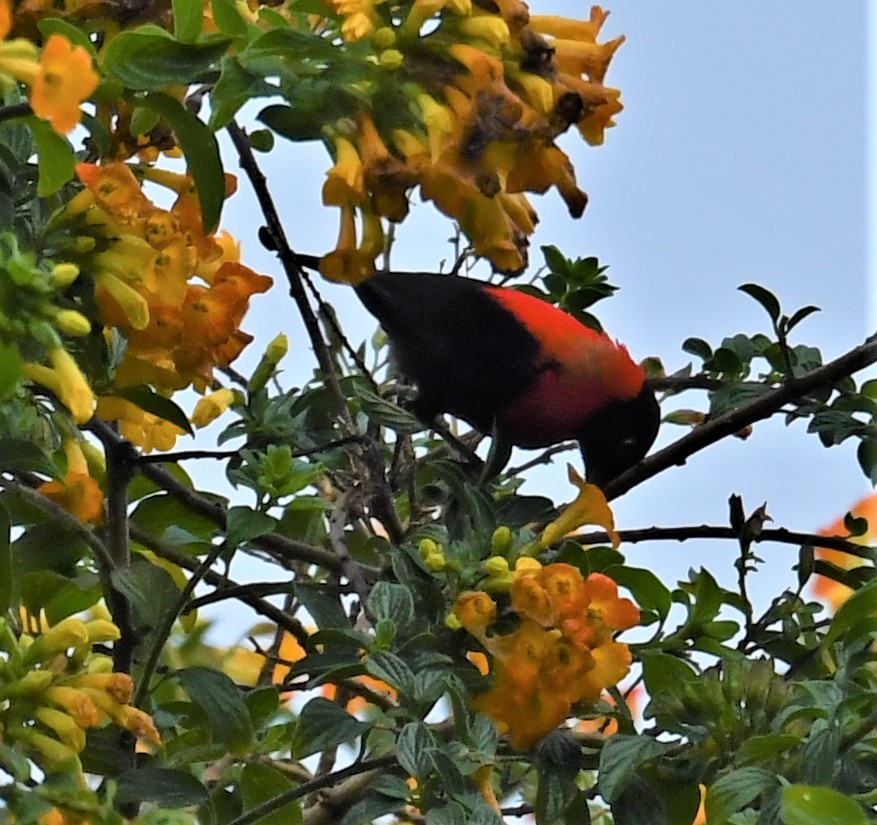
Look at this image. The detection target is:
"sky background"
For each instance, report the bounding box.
[201,1,871,631]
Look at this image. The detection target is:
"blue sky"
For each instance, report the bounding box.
[209,2,870,620]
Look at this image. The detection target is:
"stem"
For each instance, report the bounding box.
[566,524,874,558]
[223,756,397,825]
[604,334,877,501]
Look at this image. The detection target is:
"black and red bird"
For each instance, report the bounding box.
[355,269,660,487]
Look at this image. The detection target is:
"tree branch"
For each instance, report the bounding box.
[226,121,355,432]
[568,524,874,558]
[605,334,877,500]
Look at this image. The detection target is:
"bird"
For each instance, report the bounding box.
[354,268,660,487]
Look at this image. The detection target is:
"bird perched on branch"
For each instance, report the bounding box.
[353,268,660,487]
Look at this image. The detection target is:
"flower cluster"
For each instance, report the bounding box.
[316,3,624,280]
[50,162,271,449]
[0,614,159,784]
[453,560,638,750]
[0,5,98,135]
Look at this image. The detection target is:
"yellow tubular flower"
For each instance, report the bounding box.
[93,271,150,330]
[54,309,91,337]
[51,262,81,288]
[73,672,133,704]
[16,728,81,770]
[323,135,366,206]
[44,686,102,727]
[191,387,236,428]
[84,619,121,643]
[21,347,95,424]
[457,15,510,47]
[22,617,89,665]
[445,0,472,15]
[35,707,86,752]
[415,93,456,162]
[529,9,610,41]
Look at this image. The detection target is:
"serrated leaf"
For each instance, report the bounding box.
[177,667,252,753]
[704,767,777,823]
[103,30,230,90]
[111,385,194,435]
[27,117,76,196]
[240,763,302,825]
[292,697,372,759]
[141,92,225,232]
[397,722,436,779]
[367,581,414,629]
[115,768,209,808]
[365,650,414,692]
[356,387,423,434]
[598,735,672,803]
[0,438,60,478]
[738,283,781,323]
[780,785,867,825]
[226,506,277,547]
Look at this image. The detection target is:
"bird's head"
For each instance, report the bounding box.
[577,383,660,488]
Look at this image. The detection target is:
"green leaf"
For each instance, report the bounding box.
[177,666,252,753]
[611,567,671,620]
[598,735,672,803]
[365,650,415,692]
[780,785,867,825]
[294,583,350,630]
[738,283,781,323]
[103,30,230,90]
[226,506,277,547]
[240,763,302,825]
[209,58,272,130]
[26,118,76,196]
[682,337,713,361]
[173,0,203,42]
[785,305,820,332]
[857,438,877,485]
[0,502,11,614]
[244,685,280,728]
[210,0,249,37]
[610,775,665,825]
[243,26,338,61]
[115,767,209,808]
[396,722,437,779]
[0,438,60,478]
[640,651,698,699]
[356,387,424,434]
[736,734,800,766]
[141,92,226,233]
[111,559,179,640]
[111,385,194,435]
[704,767,777,823]
[541,244,570,276]
[38,18,98,57]
[825,576,877,645]
[338,795,405,825]
[367,581,415,629]
[292,697,372,759]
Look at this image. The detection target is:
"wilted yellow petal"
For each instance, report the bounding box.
[539,465,619,549]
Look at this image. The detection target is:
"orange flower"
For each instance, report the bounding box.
[453,591,497,633]
[76,162,152,218]
[539,465,619,548]
[0,0,11,38]
[38,465,103,524]
[30,35,98,134]
[813,493,877,611]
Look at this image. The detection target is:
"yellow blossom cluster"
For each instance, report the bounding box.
[49,161,271,449]
[0,614,159,782]
[453,560,638,750]
[317,3,624,281]
[0,1,97,135]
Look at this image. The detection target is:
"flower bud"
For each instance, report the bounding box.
[45,686,101,727]
[54,309,92,337]
[424,551,446,572]
[482,555,509,577]
[371,26,396,49]
[2,669,54,698]
[50,262,81,288]
[419,538,440,560]
[490,526,513,555]
[15,727,81,770]
[74,672,133,704]
[379,49,404,71]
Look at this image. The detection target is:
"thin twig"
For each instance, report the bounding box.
[328,494,372,603]
[567,524,875,557]
[0,103,33,125]
[604,334,877,501]
[226,121,354,432]
[223,756,397,825]
[137,436,370,465]
[0,477,113,569]
[503,442,576,477]
[132,539,229,707]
